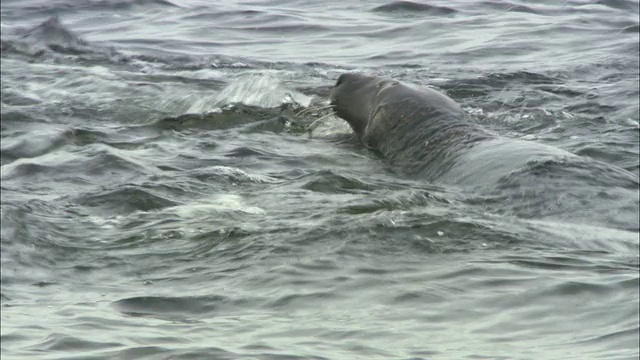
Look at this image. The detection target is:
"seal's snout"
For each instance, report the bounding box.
[330,73,357,105]
[330,73,383,136]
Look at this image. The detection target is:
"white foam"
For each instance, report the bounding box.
[169,193,266,217]
[213,71,311,108]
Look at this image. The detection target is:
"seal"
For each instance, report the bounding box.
[329,73,575,185]
[329,73,639,230]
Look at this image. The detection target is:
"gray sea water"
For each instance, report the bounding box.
[1,1,639,359]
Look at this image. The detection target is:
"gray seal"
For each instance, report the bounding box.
[329,73,577,185]
[329,73,640,230]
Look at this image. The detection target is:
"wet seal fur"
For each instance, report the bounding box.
[329,73,640,230]
[329,73,581,185]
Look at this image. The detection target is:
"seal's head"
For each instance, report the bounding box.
[330,73,469,143]
[330,73,400,136]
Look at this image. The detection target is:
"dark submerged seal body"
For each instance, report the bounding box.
[330,73,579,185]
[329,73,639,230]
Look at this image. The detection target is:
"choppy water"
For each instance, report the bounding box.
[1,1,639,359]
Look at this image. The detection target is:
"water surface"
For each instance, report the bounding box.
[1,1,639,359]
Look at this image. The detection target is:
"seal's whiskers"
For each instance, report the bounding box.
[295,104,334,118]
[306,112,337,133]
